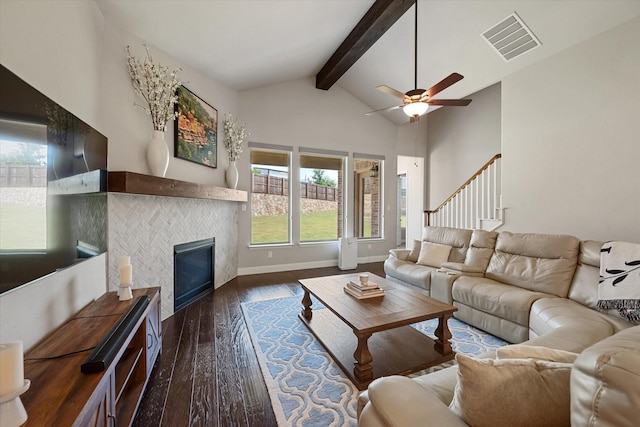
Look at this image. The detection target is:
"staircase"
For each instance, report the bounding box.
[425,154,503,231]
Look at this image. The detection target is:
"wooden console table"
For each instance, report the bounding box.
[21,287,161,426]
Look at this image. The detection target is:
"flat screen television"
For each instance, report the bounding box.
[0,63,108,294]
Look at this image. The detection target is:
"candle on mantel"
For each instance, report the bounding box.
[120,264,133,285]
[0,341,24,397]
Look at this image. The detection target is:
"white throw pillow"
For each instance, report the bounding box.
[407,239,422,262]
[449,354,572,427]
[416,242,452,268]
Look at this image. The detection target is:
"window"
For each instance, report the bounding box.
[250,144,291,245]
[354,155,383,239]
[0,119,48,250]
[299,152,344,242]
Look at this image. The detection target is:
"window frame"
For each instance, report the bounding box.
[249,143,293,246]
[353,154,385,240]
[298,148,347,244]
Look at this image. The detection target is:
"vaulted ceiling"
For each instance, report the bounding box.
[96,0,640,124]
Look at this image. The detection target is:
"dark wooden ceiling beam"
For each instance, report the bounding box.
[316,0,415,90]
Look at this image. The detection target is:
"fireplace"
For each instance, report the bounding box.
[174,238,214,311]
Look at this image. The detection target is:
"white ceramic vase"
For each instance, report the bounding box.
[146,130,169,177]
[226,160,239,189]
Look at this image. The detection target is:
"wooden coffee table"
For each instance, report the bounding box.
[298,272,457,390]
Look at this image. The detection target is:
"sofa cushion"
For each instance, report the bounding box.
[363,375,468,427]
[406,239,422,262]
[453,276,550,326]
[530,297,630,338]
[524,325,613,354]
[417,242,452,268]
[422,226,472,263]
[412,364,459,405]
[566,241,602,308]
[485,232,580,297]
[565,240,633,323]
[454,302,530,343]
[578,239,602,268]
[464,229,498,270]
[449,354,572,427]
[497,344,579,363]
[384,257,433,290]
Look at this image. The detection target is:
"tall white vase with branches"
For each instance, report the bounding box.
[223,113,250,189]
[126,45,181,177]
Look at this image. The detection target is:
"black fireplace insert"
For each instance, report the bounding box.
[174,237,214,311]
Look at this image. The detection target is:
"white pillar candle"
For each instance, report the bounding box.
[0,341,24,396]
[120,264,133,285]
[118,256,131,267]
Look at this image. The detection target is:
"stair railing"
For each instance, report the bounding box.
[425,153,503,231]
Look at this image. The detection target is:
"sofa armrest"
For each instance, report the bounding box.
[388,248,410,261]
[571,325,640,427]
[430,271,458,304]
[441,262,485,276]
[359,376,468,427]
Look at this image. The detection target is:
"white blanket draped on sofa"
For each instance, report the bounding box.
[598,241,640,322]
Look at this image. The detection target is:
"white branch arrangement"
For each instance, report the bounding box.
[223,113,250,162]
[126,45,181,132]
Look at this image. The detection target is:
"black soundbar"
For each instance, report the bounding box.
[81,295,150,374]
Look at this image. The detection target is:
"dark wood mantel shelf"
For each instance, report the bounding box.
[108,171,248,202]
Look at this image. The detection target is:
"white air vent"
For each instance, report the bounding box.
[482,12,541,61]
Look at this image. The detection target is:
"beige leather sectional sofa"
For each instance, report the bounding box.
[359,226,640,426]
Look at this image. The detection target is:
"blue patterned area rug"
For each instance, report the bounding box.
[241,296,508,427]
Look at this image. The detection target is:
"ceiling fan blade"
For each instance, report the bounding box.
[365,104,403,115]
[428,99,472,106]
[426,73,464,98]
[376,85,408,100]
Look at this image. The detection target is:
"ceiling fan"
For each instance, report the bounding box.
[367,1,471,122]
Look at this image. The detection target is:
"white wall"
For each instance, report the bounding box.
[502,17,640,242]
[0,0,109,350]
[397,155,424,247]
[100,20,239,185]
[395,120,427,246]
[0,255,107,351]
[0,0,105,131]
[237,78,399,272]
[396,119,428,158]
[426,83,502,208]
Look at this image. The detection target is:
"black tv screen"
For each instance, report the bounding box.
[0,64,108,294]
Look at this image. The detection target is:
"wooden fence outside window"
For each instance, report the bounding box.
[252,174,336,201]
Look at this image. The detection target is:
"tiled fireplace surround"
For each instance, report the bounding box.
[107,193,238,320]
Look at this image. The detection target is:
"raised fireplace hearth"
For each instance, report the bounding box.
[174,238,215,311]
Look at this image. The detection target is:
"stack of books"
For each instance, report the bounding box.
[344,279,385,299]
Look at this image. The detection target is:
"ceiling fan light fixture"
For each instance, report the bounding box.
[403,102,429,118]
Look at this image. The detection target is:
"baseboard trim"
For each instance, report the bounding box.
[358,255,388,264]
[237,255,388,276]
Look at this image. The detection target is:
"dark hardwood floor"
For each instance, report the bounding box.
[133,262,385,427]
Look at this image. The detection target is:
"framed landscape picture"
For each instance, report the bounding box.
[174,86,217,168]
